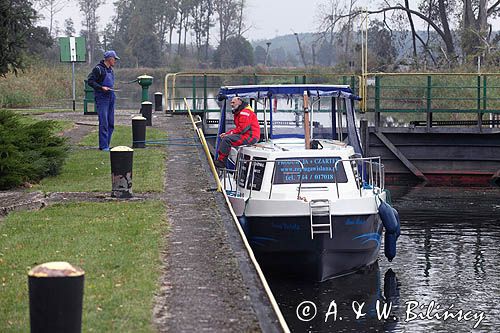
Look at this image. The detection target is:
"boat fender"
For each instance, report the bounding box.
[378,200,398,234]
[384,232,397,262]
[392,207,401,239]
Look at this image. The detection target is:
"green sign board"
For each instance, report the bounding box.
[59,37,86,62]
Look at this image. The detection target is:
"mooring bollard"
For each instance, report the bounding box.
[28,262,84,333]
[154,92,163,112]
[110,146,134,198]
[132,116,146,148]
[141,101,153,126]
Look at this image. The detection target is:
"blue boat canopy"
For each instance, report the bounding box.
[215,84,364,159]
[218,84,361,100]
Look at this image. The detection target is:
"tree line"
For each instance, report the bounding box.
[315,0,500,70]
[2,0,500,76]
[44,0,254,68]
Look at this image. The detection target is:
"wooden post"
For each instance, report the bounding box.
[303,91,310,149]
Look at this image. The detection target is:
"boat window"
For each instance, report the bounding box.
[237,154,250,188]
[273,157,348,184]
[246,157,266,191]
[238,155,266,191]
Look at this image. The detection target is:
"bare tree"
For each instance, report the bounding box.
[36,0,67,36]
[155,0,178,53]
[78,0,105,63]
[213,0,239,42]
[318,0,500,66]
[315,0,360,67]
[315,0,342,66]
[191,0,214,61]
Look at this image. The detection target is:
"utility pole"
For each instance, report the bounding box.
[265,42,272,66]
[294,32,308,68]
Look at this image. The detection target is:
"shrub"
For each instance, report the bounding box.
[0,110,68,189]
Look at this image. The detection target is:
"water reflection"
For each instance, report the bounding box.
[268,264,401,332]
[269,187,500,332]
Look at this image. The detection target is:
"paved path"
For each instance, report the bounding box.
[152,114,281,332]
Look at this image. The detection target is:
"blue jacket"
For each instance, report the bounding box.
[87,60,113,92]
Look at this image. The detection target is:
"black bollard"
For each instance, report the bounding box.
[132,116,146,148]
[141,101,153,126]
[28,262,85,333]
[154,92,163,112]
[110,146,134,198]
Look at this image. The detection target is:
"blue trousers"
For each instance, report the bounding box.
[95,93,115,149]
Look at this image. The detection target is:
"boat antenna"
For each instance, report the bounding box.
[303,91,311,149]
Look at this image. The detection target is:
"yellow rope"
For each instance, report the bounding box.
[184,97,290,332]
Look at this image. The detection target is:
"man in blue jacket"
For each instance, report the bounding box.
[87,50,120,151]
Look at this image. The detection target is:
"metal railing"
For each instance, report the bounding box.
[165,71,500,129]
[334,156,384,198]
[368,73,500,129]
[222,154,385,201]
[164,72,361,114]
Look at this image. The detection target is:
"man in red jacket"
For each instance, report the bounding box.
[214,97,260,168]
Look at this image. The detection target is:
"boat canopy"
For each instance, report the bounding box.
[215,84,364,159]
[218,84,361,101]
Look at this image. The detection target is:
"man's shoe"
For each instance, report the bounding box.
[100,147,110,152]
[213,160,225,169]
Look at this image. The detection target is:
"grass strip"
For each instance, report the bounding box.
[0,201,166,332]
[34,149,165,193]
[35,124,167,193]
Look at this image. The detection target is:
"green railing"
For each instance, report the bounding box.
[164,72,360,114]
[367,73,500,128]
[164,72,500,128]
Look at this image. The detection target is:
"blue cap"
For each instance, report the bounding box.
[104,50,120,60]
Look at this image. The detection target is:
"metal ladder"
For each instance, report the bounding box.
[309,199,333,239]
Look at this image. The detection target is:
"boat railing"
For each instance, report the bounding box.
[334,156,384,198]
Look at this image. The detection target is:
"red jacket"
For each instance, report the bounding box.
[227,105,260,140]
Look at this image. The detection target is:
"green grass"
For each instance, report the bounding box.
[33,124,167,193]
[0,201,166,332]
[18,117,74,133]
[34,149,165,193]
[78,125,169,148]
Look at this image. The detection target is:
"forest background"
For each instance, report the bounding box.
[3,0,500,76]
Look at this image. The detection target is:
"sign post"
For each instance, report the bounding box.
[59,37,86,111]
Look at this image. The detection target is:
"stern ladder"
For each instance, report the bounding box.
[309,199,333,239]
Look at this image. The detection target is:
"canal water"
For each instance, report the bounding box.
[266,186,500,332]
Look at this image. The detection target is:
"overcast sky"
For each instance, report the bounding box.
[42,0,324,41]
[41,0,500,42]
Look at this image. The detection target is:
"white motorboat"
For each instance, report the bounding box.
[215,84,399,282]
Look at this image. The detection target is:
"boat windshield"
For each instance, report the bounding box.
[269,96,336,140]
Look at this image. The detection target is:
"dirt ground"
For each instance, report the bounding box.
[0,109,282,332]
